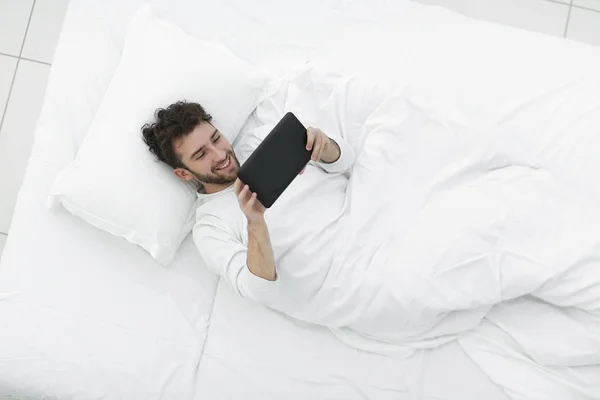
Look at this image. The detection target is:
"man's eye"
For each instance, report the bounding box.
[196,153,204,160]
[213,136,220,143]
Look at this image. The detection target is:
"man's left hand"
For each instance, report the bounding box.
[306,127,340,164]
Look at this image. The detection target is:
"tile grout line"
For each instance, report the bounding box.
[543,0,571,6]
[571,3,600,14]
[564,0,574,37]
[17,0,37,61]
[0,52,19,60]
[19,56,50,66]
[0,52,51,66]
[0,62,20,134]
[541,0,600,13]
[0,0,37,133]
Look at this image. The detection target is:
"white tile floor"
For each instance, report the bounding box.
[0,0,599,257]
[0,232,6,257]
[0,0,69,258]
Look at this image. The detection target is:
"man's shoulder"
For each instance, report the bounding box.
[194,192,245,237]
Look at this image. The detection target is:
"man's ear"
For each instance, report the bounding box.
[174,168,195,182]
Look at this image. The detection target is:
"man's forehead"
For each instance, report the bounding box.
[189,121,216,140]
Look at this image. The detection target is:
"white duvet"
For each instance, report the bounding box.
[258,64,600,395]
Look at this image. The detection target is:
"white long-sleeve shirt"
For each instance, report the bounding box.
[192,125,356,314]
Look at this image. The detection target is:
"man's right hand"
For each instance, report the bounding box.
[234,178,266,223]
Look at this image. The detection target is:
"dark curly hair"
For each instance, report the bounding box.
[141,101,213,170]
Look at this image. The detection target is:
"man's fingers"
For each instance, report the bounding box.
[318,136,329,162]
[234,178,242,195]
[247,192,257,209]
[306,128,315,150]
[310,136,319,161]
[236,185,245,202]
[244,185,251,203]
[312,134,322,161]
[256,199,266,213]
[238,184,249,203]
[315,136,323,161]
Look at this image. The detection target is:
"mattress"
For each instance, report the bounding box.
[1,0,599,398]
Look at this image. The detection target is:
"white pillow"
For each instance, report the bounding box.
[49,4,279,265]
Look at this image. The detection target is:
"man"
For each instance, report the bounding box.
[142,100,600,358]
[142,101,356,309]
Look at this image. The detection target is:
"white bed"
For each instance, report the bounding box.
[1,0,600,398]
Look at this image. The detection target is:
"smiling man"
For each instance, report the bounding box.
[142,101,356,307]
[142,102,241,194]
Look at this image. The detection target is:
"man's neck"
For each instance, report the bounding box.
[202,182,235,195]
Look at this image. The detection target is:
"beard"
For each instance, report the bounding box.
[188,150,240,186]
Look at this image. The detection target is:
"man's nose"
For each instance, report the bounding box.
[215,149,228,160]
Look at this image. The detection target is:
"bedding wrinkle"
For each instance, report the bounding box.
[272,90,600,385]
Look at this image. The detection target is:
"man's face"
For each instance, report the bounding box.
[173,121,240,193]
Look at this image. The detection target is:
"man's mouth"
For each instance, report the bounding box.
[216,156,231,171]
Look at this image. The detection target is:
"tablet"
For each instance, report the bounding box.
[238,112,311,208]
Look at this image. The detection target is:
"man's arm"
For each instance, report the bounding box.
[193,215,280,306]
[234,178,277,282]
[316,135,356,174]
[247,219,276,281]
[305,126,356,174]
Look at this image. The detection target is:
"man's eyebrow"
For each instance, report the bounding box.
[190,128,219,160]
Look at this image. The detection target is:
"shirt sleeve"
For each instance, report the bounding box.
[314,135,356,174]
[193,215,281,306]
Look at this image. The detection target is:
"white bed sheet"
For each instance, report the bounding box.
[197,281,508,400]
[1,0,600,398]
